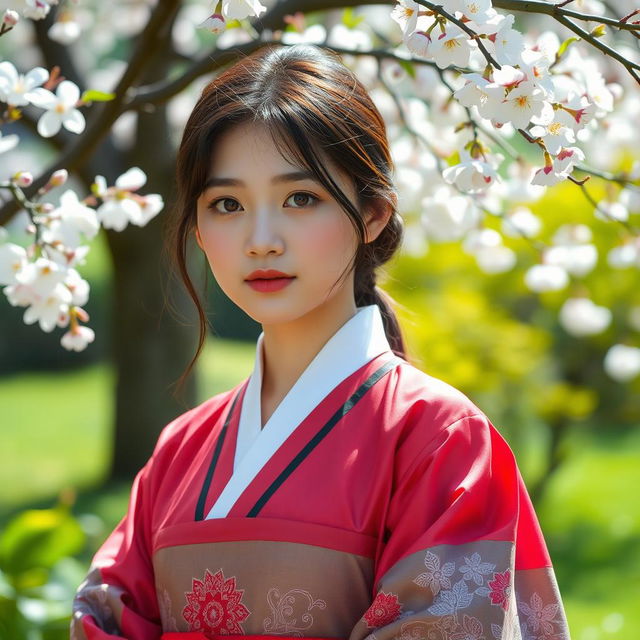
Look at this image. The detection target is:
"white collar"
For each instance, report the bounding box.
[205,304,392,519]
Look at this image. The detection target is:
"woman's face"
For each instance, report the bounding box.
[194,121,364,327]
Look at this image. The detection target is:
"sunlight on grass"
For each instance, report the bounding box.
[0,336,255,515]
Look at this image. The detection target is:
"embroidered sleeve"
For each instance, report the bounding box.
[348,414,571,640]
[69,407,200,640]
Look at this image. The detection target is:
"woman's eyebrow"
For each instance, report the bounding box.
[203,171,317,190]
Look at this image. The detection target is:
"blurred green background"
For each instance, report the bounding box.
[1,178,639,639]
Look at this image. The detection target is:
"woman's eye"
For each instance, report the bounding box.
[285,192,319,208]
[208,197,243,214]
[207,192,318,214]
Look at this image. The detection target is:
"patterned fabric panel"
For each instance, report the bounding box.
[348,540,570,640]
[153,540,374,637]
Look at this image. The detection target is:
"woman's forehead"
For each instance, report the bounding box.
[206,121,356,196]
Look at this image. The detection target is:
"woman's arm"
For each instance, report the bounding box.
[348,413,570,640]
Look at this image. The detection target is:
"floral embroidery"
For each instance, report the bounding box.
[364,591,403,628]
[518,592,560,636]
[263,587,326,636]
[414,550,456,596]
[487,570,511,610]
[458,553,496,586]
[394,617,456,640]
[428,580,474,617]
[182,568,250,635]
[450,614,484,640]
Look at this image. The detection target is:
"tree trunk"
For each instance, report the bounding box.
[104,61,201,480]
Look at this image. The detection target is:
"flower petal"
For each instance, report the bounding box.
[24,66,50,90]
[37,110,63,138]
[56,80,80,107]
[25,87,58,109]
[62,108,86,134]
[115,167,147,191]
[0,61,18,84]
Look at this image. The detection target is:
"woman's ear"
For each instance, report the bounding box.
[194,227,203,250]
[364,197,395,244]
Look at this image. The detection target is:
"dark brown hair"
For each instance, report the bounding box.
[166,43,408,394]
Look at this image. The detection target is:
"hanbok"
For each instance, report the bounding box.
[71,304,570,640]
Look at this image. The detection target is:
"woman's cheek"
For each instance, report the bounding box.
[303,215,356,269]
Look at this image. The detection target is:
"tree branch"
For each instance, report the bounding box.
[493,0,640,33]
[127,40,448,110]
[413,0,502,68]
[553,13,640,84]
[0,0,182,227]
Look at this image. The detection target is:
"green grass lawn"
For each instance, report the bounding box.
[1,341,639,639]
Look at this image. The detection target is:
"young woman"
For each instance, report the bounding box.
[71,44,570,640]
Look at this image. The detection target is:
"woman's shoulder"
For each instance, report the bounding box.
[150,382,244,458]
[393,357,487,425]
[388,357,500,458]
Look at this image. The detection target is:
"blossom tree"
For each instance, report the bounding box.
[1,0,639,477]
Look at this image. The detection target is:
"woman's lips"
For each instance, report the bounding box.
[246,277,295,292]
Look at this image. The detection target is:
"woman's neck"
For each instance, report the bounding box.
[259,297,358,415]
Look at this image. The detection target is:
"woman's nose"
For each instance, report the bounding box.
[245,207,285,256]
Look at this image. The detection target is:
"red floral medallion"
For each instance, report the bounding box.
[364,591,403,629]
[182,568,250,636]
[488,569,511,610]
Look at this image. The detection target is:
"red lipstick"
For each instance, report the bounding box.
[245,269,296,293]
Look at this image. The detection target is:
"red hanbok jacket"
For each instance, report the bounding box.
[71,305,570,640]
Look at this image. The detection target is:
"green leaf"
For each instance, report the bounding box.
[556,36,580,60]
[341,8,365,30]
[397,59,417,79]
[0,507,85,579]
[80,89,115,103]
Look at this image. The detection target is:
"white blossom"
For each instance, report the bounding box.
[604,344,640,382]
[620,187,640,214]
[94,168,163,230]
[475,244,517,273]
[48,18,82,45]
[405,29,431,59]
[23,0,53,20]
[280,23,326,45]
[40,189,100,250]
[489,82,551,130]
[63,267,89,306]
[487,14,525,66]
[327,23,372,51]
[607,240,640,268]
[531,147,585,187]
[501,206,541,238]
[559,297,612,336]
[28,80,86,137]
[524,263,569,292]
[0,242,27,285]
[0,61,49,107]
[430,27,473,69]
[197,13,225,34]
[442,150,502,193]
[545,244,597,278]
[61,324,95,351]
[3,9,19,25]
[221,0,266,21]
[595,200,629,223]
[391,0,420,34]
[529,109,577,155]
[457,0,495,25]
[421,186,481,241]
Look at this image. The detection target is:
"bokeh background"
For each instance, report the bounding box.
[1,2,640,640]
